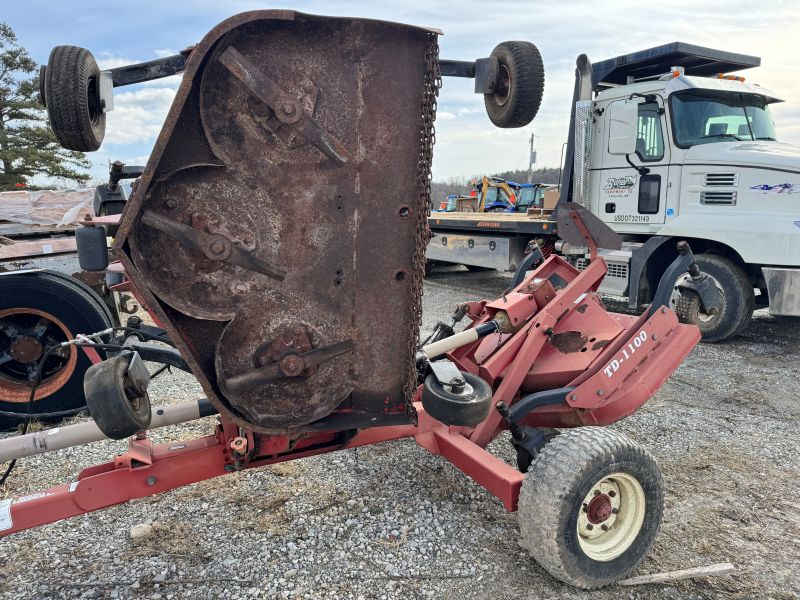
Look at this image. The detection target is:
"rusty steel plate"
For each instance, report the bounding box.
[115,10,439,433]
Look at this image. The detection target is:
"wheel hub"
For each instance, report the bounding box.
[586,493,613,524]
[9,335,43,363]
[576,473,646,562]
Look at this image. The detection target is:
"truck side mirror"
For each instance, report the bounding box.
[607,100,638,155]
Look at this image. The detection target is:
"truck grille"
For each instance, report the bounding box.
[700,191,737,206]
[703,172,739,186]
[575,258,628,280]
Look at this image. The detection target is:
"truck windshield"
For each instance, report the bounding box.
[669,90,777,147]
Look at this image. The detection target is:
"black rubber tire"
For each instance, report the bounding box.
[38,65,47,107]
[84,354,151,439]
[518,427,664,589]
[0,270,113,430]
[421,371,492,427]
[673,254,754,343]
[45,45,105,151]
[76,225,109,271]
[484,42,545,128]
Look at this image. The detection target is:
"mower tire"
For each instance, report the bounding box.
[518,427,664,589]
[421,371,492,427]
[84,353,151,439]
[673,254,754,342]
[0,270,113,430]
[484,42,544,128]
[44,45,106,151]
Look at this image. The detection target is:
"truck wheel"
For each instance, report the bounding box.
[421,371,492,427]
[0,271,113,430]
[518,427,664,589]
[44,45,106,151]
[672,254,754,342]
[484,42,544,128]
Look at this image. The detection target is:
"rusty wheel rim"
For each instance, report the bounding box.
[0,308,76,403]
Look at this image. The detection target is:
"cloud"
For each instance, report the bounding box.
[103,86,176,145]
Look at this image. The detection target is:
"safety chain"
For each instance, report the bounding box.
[404,32,441,412]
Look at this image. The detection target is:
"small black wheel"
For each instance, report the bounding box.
[421,371,492,427]
[671,254,754,342]
[518,427,664,589]
[484,41,545,128]
[44,45,106,151]
[76,225,109,271]
[0,271,113,430]
[84,353,151,439]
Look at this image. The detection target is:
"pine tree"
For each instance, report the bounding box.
[0,23,90,190]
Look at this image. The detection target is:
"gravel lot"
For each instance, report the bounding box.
[1,265,798,599]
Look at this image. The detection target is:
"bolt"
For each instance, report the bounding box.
[210,240,225,255]
[652,334,658,341]
[282,101,296,116]
[594,489,601,496]
[582,503,588,512]
[570,394,577,401]
[661,307,667,313]
[608,490,616,498]
[596,389,604,396]
[146,475,157,486]
[612,508,619,514]
[601,524,609,531]
[586,524,593,531]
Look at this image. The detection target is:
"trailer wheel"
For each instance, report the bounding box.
[672,254,754,342]
[44,45,106,151]
[421,371,492,427]
[84,353,151,439]
[484,42,544,128]
[518,427,664,589]
[0,271,113,430]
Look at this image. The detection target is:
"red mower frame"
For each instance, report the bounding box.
[0,237,699,537]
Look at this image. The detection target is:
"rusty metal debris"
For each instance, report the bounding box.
[114,10,441,434]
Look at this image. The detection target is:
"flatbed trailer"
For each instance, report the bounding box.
[427,212,556,271]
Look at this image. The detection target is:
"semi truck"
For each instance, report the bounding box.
[427,42,800,342]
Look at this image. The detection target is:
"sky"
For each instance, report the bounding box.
[5,0,800,183]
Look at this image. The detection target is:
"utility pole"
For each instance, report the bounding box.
[527,132,536,183]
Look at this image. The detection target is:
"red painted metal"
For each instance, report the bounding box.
[0,234,701,539]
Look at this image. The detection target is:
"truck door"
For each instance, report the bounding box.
[598,99,669,226]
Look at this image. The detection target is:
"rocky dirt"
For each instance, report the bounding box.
[1,265,798,599]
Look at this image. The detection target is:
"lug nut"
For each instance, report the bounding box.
[582,503,588,512]
[594,489,601,496]
[601,524,609,531]
[612,508,619,514]
[586,524,593,531]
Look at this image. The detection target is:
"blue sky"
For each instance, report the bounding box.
[5,0,800,183]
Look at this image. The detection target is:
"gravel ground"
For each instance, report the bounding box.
[1,265,798,600]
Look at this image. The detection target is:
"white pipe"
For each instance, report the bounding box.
[422,328,480,359]
[0,399,209,462]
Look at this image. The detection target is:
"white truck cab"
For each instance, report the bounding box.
[560,42,800,341]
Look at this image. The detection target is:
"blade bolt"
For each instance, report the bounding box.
[282,102,296,116]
